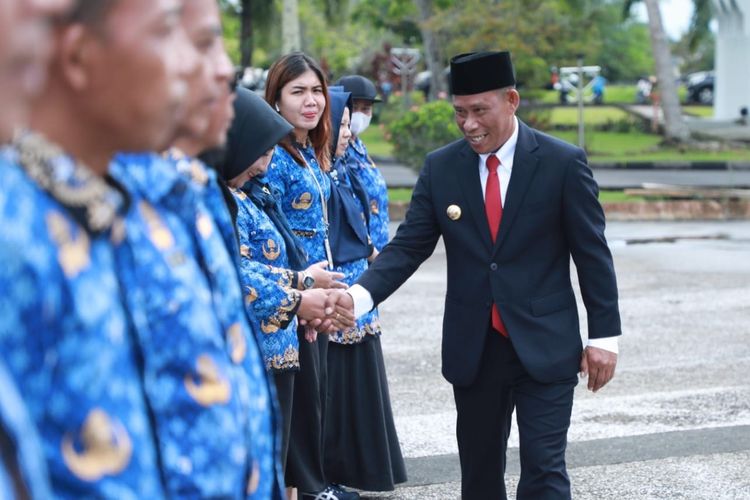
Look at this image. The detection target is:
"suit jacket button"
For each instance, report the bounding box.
[490,263,498,271]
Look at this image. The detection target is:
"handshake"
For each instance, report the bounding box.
[293,261,357,342]
[297,289,356,342]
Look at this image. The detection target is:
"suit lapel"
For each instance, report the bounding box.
[455,141,493,252]
[493,121,539,256]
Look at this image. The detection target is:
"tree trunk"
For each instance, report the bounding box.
[415,0,445,100]
[644,0,691,142]
[240,0,253,67]
[281,0,301,54]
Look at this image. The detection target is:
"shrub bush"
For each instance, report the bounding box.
[377,91,426,126]
[386,100,462,171]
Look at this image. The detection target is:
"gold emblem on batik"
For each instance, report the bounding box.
[291,192,313,210]
[196,212,213,239]
[227,323,246,364]
[139,201,174,250]
[61,408,133,481]
[262,239,280,260]
[184,355,232,406]
[245,286,258,305]
[46,211,91,278]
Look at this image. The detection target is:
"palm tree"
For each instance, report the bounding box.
[625,0,691,142]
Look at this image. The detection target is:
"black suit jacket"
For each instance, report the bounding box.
[358,120,621,387]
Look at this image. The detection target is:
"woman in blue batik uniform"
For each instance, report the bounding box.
[322,88,406,493]
[336,75,390,252]
[264,53,359,500]
[217,87,352,494]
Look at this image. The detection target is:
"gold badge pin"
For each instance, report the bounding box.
[446,204,462,221]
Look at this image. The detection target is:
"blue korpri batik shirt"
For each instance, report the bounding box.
[0,356,52,500]
[345,136,390,251]
[0,134,165,499]
[265,145,331,265]
[231,186,301,372]
[326,158,382,345]
[113,150,283,500]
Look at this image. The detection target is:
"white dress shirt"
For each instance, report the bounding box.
[348,116,618,354]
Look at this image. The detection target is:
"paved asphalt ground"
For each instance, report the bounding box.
[352,221,750,499]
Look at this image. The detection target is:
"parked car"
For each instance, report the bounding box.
[685,70,714,104]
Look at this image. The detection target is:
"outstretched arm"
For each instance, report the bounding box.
[355,154,442,307]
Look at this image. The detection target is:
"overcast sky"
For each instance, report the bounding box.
[632,0,696,40]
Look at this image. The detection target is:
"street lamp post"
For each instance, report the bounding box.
[577,53,585,150]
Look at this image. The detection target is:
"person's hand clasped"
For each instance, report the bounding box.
[325,289,355,330]
[579,346,617,392]
[297,289,355,335]
[306,261,347,289]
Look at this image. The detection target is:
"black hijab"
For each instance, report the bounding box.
[220,87,308,270]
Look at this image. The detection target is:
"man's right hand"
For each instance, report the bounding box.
[298,289,356,334]
[324,289,354,318]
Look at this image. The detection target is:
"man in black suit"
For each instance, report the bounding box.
[326,51,621,499]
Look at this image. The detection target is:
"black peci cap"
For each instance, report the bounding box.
[450,51,516,96]
[335,75,381,102]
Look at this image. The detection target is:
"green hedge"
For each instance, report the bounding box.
[386,100,462,170]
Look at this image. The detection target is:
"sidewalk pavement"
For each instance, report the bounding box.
[355,221,750,499]
[623,105,750,143]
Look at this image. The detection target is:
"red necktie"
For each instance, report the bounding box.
[485,154,508,337]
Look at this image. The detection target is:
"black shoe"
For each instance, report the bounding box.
[300,484,361,500]
[330,484,360,500]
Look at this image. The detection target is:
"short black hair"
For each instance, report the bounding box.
[64,0,118,25]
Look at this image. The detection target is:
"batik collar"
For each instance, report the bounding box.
[13,131,127,234]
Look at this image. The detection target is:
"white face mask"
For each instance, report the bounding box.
[349,111,372,136]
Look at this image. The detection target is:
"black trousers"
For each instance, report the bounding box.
[453,329,577,500]
[286,330,328,492]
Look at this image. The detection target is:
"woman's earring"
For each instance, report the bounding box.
[275,102,280,112]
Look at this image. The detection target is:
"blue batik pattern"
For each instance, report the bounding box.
[266,145,331,265]
[168,150,285,500]
[0,137,165,499]
[112,152,282,500]
[345,137,390,251]
[232,187,301,372]
[327,158,382,345]
[0,356,52,499]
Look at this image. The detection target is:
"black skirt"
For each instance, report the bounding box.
[324,335,407,491]
[286,330,328,492]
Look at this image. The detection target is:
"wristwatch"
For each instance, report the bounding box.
[301,272,315,290]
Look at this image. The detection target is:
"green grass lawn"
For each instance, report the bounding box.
[683,105,713,118]
[534,84,688,105]
[549,106,629,125]
[548,130,662,157]
[359,124,393,158]
[548,130,750,162]
[387,188,414,203]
